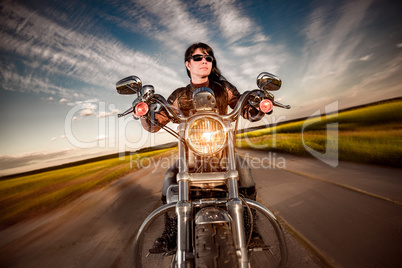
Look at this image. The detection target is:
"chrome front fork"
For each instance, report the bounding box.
[227,177,250,268]
[176,123,193,267]
[175,175,192,267]
[227,128,249,267]
[176,199,192,267]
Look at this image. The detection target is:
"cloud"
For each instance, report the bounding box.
[111,0,210,53]
[60,98,68,103]
[0,0,288,100]
[359,54,373,61]
[199,0,254,44]
[97,108,120,118]
[0,1,185,100]
[302,0,374,80]
[98,112,111,118]
[80,108,95,117]
[96,135,107,141]
[348,52,402,97]
[0,149,72,170]
[277,0,402,117]
[65,100,122,119]
[50,137,57,141]
[76,102,97,117]
[79,102,96,116]
[297,0,376,99]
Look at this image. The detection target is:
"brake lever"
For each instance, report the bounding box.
[118,107,134,118]
[118,96,145,119]
[273,100,291,109]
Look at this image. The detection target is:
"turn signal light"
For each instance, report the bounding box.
[134,102,149,117]
[259,99,273,113]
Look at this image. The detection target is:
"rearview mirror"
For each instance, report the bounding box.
[116,76,142,94]
[257,72,281,91]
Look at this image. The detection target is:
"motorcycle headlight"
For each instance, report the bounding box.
[186,116,227,155]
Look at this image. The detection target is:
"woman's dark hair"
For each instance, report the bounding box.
[184,43,226,82]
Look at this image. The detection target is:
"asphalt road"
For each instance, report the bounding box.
[239,149,402,267]
[0,149,401,267]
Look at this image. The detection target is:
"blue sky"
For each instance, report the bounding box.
[0,0,401,175]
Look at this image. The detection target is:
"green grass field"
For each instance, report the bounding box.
[0,148,174,228]
[236,98,402,167]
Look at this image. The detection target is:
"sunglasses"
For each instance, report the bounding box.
[191,54,214,62]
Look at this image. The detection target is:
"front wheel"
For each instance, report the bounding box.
[194,223,238,268]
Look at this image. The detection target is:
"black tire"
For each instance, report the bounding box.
[195,223,239,268]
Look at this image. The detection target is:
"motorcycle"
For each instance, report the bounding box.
[116,72,290,267]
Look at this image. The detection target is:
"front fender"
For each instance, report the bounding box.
[195,206,232,225]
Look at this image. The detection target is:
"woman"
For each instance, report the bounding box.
[143,43,265,254]
[141,42,264,131]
